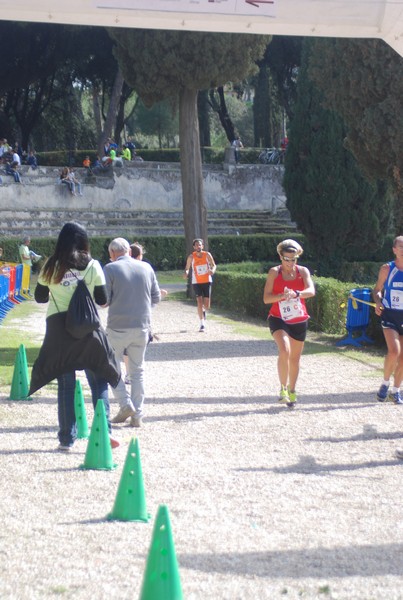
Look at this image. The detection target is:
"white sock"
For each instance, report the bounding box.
[391,386,399,394]
[383,380,390,387]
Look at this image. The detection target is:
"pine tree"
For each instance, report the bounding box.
[308,38,403,233]
[109,28,268,253]
[284,40,392,273]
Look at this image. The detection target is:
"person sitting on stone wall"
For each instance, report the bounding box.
[121,144,131,161]
[6,160,22,183]
[27,150,38,170]
[60,166,75,195]
[67,168,83,196]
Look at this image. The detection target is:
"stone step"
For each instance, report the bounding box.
[0,207,296,238]
[0,208,286,218]
[0,223,296,238]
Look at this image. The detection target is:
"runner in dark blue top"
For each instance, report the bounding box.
[373,235,403,404]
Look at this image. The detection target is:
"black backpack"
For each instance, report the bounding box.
[65,268,101,339]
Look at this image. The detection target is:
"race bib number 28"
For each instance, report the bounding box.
[391,290,403,310]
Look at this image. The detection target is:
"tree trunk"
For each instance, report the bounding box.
[208,87,235,143]
[253,62,271,147]
[92,86,102,140]
[393,171,403,234]
[179,87,208,254]
[96,68,124,156]
[198,89,211,148]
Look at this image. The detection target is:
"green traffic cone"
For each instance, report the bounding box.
[139,505,183,600]
[9,344,31,400]
[80,399,116,471]
[74,380,89,439]
[107,437,150,522]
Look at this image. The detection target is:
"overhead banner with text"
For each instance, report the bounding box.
[96,0,277,18]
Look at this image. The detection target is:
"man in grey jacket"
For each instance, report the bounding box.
[104,237,161,426]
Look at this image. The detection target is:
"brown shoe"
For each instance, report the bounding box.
[129,415,142,428]
[111,405,135,424]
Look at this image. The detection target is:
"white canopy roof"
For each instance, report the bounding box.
[1,0,403,57]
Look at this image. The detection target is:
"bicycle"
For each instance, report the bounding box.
[258,147,282,165]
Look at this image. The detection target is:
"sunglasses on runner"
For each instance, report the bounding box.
[281,256,298,262]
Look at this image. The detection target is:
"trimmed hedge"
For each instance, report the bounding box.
[0,234,306,270]
[212,270,382,342]
[0,233,394,280]
[35,147,228,167]
[34,146,287,167]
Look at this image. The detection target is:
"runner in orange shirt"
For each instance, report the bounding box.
[184,238,216,332]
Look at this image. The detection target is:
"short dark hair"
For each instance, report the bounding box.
[193,238,203,246]
[130,242,145,258]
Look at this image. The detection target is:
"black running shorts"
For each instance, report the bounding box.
[193,282,211,298]
[268,315,308,342]
[381,308,403,334]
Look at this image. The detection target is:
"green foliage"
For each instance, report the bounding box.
[338,261,383,284]
[307,38,403,233]
[218,262,266,274]
[213,272,268,319]
[1,233,394,282]
[212,270,373,336]
[262,36,302,122]
[308,38,403,185]
[130,99,179,148]
[284,39,392,271]
[309,277,352,334]
[110,29,269,108]
[209,93,255,147]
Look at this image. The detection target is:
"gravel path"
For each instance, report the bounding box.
[0,292,402,600]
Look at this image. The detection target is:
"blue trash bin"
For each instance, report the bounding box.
[336,287,374,347]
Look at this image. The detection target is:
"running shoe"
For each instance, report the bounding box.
[57,444,72,452]
[287,389,297,407]
[388,390,403,404]
[376,384,389,402]
[199,324,205,332]
[395,448,403,459]
[278,386,289,403]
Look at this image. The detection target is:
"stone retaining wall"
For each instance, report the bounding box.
[0,161,293,238]
[0,161,286,212]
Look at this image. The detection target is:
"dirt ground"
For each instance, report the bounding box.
[0,293,402,600]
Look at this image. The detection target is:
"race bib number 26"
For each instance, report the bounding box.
[279,298,304,321]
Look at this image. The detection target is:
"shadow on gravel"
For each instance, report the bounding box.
[149,395,269,405]
[179,543,403,577]
[148,392,377,408]
[144,406,283,423]
[146,339,275,361]
[0,424,55,434]
[237,456,401,474]
[307,427,403,443]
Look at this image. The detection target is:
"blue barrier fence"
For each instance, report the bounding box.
[0,263,28,323]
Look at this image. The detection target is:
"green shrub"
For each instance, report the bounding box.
[338,261,383,284]
[212,270,382,341]
[218,262,266,274]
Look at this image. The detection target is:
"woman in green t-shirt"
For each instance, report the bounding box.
[31,222,120,451]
